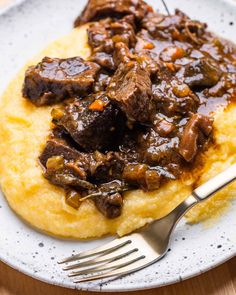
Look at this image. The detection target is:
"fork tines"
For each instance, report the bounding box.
[58,234,152,283]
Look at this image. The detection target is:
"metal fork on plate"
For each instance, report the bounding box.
[58,163,236,283]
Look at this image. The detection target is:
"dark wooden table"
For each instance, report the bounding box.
[0,257,235,295]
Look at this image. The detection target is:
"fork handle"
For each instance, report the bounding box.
[193,163,236,201]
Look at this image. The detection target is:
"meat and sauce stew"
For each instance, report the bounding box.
[23,0,236,219]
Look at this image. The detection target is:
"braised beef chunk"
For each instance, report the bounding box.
[87,16,136,70]
[91,52,115,70]
[39,139,94,188]
[87,18,113,51]
[107,61,154,122]
[75,0,152,26]
[113,42,132,66]
[153,117,176,137]
[181,58,222,88]
[40,135,126,187]
[87,16,136,53]
[90,151,126,183]
[53,93,125,152]
[137,127,181,167]
[137,52,160,76]
[39,138,81,167]
[152,68,199,116]
[142,9,206,43]
[44,158,94,188]
[23,57,100,106]
[93,72,111,92]
[33,0,236,218]
[179,114,213,162]
[141,11,190,41]
[207,73,236,97]
[109,16,136,47]
[94,192,123,219]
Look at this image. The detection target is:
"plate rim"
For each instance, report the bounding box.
[0,232,235,292]
[0,0,26,15]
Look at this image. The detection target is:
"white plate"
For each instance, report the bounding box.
[0,0,26,15]
[0,0,235,292]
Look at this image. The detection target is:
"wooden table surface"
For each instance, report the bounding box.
[0,257,235,295]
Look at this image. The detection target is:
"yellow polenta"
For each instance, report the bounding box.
[0,25,235,239]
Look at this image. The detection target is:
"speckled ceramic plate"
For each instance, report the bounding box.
[0,0,26,15]
[0,0,235,292]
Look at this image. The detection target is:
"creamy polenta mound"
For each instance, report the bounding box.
[0,25,235,239]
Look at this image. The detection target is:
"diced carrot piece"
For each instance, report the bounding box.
[171,47,185,61]
[89,99,106,111]
[165,62,176,72]
[143,42,155,50]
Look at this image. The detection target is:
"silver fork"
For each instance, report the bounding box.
[58,163,236,283]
